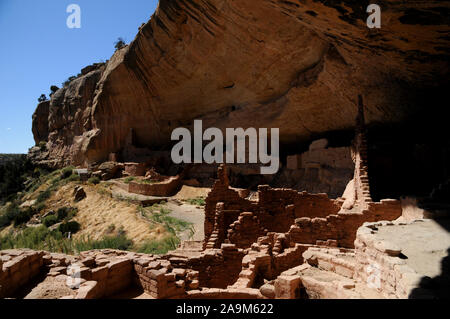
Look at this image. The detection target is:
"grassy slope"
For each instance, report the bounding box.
[0,168,194,255]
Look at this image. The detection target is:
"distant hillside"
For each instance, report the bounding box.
[0,154,32,203]
[0,154,25,166]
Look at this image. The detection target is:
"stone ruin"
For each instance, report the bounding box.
[4,100,436,299]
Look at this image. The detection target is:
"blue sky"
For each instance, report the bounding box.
[0,0,158,154]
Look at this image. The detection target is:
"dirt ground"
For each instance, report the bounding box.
[23,275,76,299]
[47,183,167,244]
[374,219,450,278]
[47,183,208,244]
[164,201,205,241]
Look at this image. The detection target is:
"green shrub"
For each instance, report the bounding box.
[124,176,135,184]
[42,214,58,227]
[12,207,34,227]
[0,204,18,228]
[56,207,69,220]
[60,167,74,179]
[137,236,180,255]
[36,188,52,204]
[114,37,126,50]
[0,225,57,251]
[58,221,81,235]
[74,234,133,252]
[145,206,192,235]
[34,202,46,213]
[0,204,35,228]
[50,85,59,94]
[0,214,10,229]
[186,197,206,206]
[65,174,80,182]
[0,226,133,254]
[0,155,35,204]
[43,207,77,228]
[49,176,60,185]
[38,94,47,103]
[88,176,101,185]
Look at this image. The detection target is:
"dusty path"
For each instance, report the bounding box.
[374,219,450,278]
[164,201,205,241]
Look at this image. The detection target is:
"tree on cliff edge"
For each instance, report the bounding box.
[38,94,47,103]
[114,37,126,50]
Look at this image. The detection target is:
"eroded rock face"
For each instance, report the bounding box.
[32,101,50,145]
[30,0,450,167]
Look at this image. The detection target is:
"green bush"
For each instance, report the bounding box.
[60,167,74,179]
[42,214,58,227]
[36,188,52,204]
[0,225,59,251]
[56,207,69,220]
[49,176,60,185]
[34,203,46,214]
[58,221,81,235]
[0,155,35,204]
[0,213,10,228]
[124,176,135,184]
[114,37,126,50]
[42,207,77,228]
[88,176,101,185]
[12,207,34,227]
[50,85,59,94]
[137,236,180,255]
[186,197,206,206]
[65,174,80,182]
[38,94,47,103]
[0,226,133,254]
[0,204,35,228]
[0,204,19,228]
[74,234,133,252]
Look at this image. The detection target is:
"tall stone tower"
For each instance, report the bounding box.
[353,95,373,209]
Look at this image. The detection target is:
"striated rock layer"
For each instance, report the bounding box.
[31,0,450,167]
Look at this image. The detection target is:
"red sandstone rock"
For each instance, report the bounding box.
[274,275,302,299]
[29,0,450,167]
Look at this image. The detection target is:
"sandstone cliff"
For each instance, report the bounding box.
[31,0,450,167]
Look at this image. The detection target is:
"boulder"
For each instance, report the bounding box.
[73,186,86,202]
[97,162,123,180]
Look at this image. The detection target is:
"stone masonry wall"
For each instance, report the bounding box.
[0,250,46,298]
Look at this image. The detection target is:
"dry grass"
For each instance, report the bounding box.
[173,186,211,200]
[45,183,167,245]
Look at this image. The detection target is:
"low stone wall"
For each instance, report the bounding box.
[287,199,402,248]
[353,221,429,299]
[0,249,46,298]
[133,257,199,299]
[124,162,147,177]
[227,212,266,248]
[186,287,262,299]
[231,232,312,290]
[302,247,356,280]
[128,175,182,197]
[185,245,245,289]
